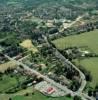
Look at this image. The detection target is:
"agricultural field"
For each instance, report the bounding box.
[53,30,98,87]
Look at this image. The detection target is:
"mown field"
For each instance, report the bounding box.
[53,30,98,87]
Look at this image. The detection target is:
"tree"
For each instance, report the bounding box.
[85,72,92,82]
[93,91,96,97]
[88,90,92,97]
[9,98,12,100]
[31,21,38,29]
[48,28,59,34]
[74,95,82,100]
[95,84,98,90]
[25,93,29,96]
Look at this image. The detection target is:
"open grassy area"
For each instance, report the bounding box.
[12,91,73,100]
[0,94,10,100]
[0,75,18,92]
[0,86,73,100]
[53,30,98,87]
[74,58,98,88]
[80,58,98,87]
[0,61,17,72]
[20,39,38,53]
[53,30,98,53]
[0,74,27,93]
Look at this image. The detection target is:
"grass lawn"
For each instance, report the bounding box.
[12,91,73,100]
[53,30,98,87]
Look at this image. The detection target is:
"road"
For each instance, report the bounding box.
[4,55,72,95]
[5,49,95,100]
[49,15,85,38]
[2,34,94,100]
[55,50,95,100]
[59,15,85,33]
[55,50,86,93]
[43,35,94,100]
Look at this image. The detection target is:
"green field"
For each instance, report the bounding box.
[74,58,98,88]
[0,74,26,93]
[0,88,73,100]
[53,30,98,87]
[53,30,98,53]
[0,75,17,92]
[0,74,73,100]
[12,91,73,100]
